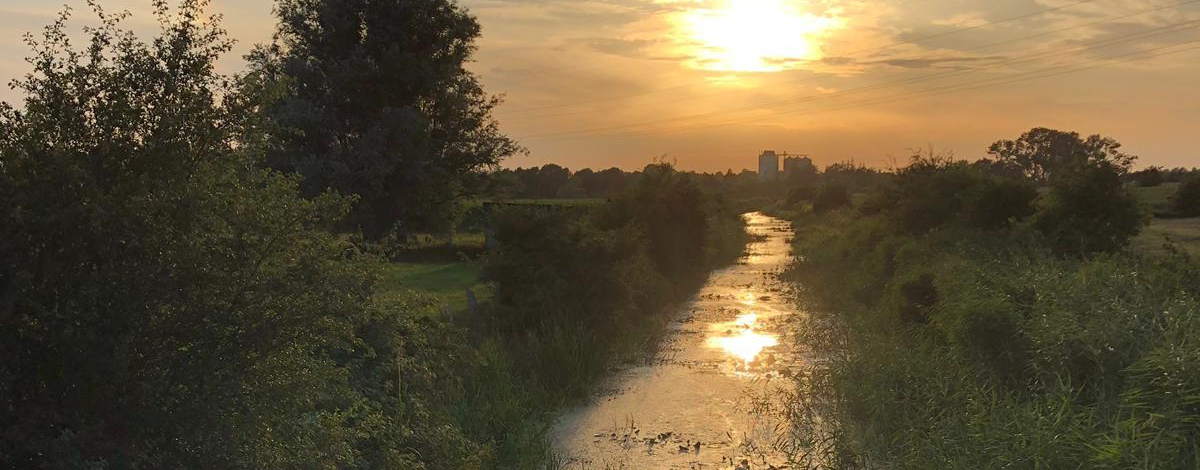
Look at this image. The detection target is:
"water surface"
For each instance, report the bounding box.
[551,212,803,469]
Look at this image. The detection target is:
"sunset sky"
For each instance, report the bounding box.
[2,0,1198,171]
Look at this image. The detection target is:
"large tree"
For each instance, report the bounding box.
[258,0,521,238]
[0,3,488,469]
[985,127,1135,182]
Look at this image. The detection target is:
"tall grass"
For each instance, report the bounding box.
[782,210,1200,469]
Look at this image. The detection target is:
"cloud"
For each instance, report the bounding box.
[568,37,661,58]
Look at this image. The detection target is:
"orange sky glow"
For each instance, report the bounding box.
[2,0,1198,171]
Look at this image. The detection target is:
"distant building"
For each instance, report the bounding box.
[758,150,779,181]
[782,155,815,176]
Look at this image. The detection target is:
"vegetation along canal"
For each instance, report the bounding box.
[552,212,804,469]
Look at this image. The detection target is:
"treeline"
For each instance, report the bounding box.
[777,128,1200,468]
[0,2,747,469]
[484,163,784,202]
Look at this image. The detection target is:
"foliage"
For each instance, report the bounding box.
[813,184,852,214]
[986,127,1135,182]
[1033,161,1148,256]
[256,0,521,237]
[783,211,1200,470]
[871,155,1036,234]
[0,4,365,467]
[0,4,547,469]
[1169,174,1200,217]
[482,163,747,399]
[1132,166,1166,187]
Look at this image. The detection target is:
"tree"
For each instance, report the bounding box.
[1032,161,1148,256]
[0,4,489,469]
[987,127,1135,182]
[0,3,370,466]
[1170,174,1200,217]
[257,0,521,237]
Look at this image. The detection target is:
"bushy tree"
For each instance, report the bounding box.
[1170,174,1200,217]
[1033,161,1148,256]
[987,127,1134,182]
[0,3,368,467]
[258,0,521,237]
[0,4,491,469]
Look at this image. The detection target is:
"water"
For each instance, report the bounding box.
[551,213,803,470]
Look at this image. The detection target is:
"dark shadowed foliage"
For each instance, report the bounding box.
[0,4,550,469]
[1033,161,1147,256]
[862,155,1037,233]
[256,0,521,238]
[812,184,852,214]
[1170,174,1200,217]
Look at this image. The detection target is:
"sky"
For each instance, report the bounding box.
[2,0,1198,172]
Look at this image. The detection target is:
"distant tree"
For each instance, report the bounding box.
[987,128,1135,182]
[256,0,521,237]
[1132,166,1165,187]
[1170,174,1200,217]
[594,167,629,196]
[531,164,571,198]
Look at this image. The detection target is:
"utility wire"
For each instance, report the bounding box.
[505,0,1200,121]
[527,38,1200,140]
[516,19,1200,139]
[504,0,1104,114]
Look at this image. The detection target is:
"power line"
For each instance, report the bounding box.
[527,38,1200,141]
[503,0,1105,114]
[504,0,1200,121]
[501,0,1099,114]
[515,19,1200,139]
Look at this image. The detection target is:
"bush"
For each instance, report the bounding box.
[813,184,852,214]
[1169,174,1200,217]
[868,156,1037,233]
[1033,162,1148,256]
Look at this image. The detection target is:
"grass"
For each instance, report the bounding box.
[1132,182,1180,214]
[379,261,493,314]
[1133,217,1200,256]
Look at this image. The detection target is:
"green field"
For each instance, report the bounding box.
[379,261,493,314]
[1133,217,1200,256]
[1132,182,1180,213]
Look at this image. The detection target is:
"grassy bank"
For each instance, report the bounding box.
[775,158,1200,469]
[367,163,750,469]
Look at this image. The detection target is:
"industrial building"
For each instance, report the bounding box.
[758,150,779,181]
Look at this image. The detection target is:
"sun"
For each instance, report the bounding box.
[678,0,844,72]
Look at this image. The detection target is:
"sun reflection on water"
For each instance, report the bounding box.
[708,313,779,363]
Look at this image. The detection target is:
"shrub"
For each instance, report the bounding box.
[963,177,1038,230]
[1169,174,1200,217]
[813,184,852,214]
[1033,162,1148,256]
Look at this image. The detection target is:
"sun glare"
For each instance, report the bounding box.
[708,313,779,363]
[678,0,843,72]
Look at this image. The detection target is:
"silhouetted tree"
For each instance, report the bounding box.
[256,0,521,237]
[987,128,1134,182]
[1131,166,1165,187]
